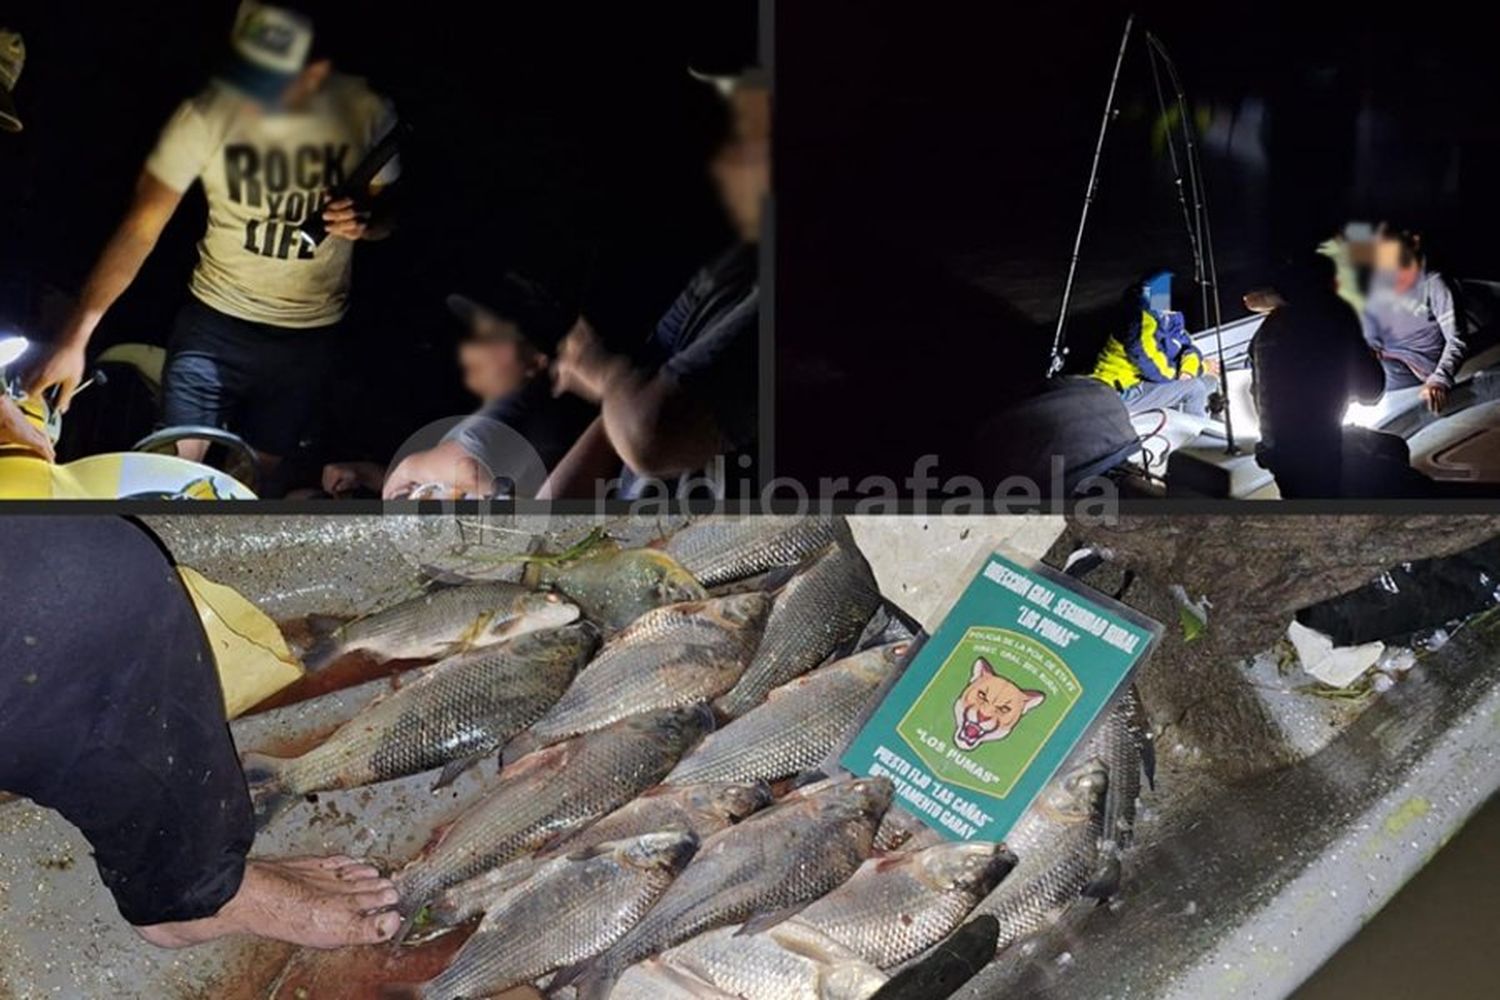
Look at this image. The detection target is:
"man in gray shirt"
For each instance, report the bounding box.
[1362,228,1465,414]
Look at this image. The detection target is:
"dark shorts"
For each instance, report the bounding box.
[161,298,340,457]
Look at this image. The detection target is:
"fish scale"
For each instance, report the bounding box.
[796,842,1015,970]
[716,541,883,719]
[425,782,772,930]
[508,594,771,759]
[314,582,570,666]
[966,759,1109,955]
[242,624,596,827]
[666,643,905,786]
[644,922,889,1000]
[394,705,713,915]
[567,777,895,1000]
[542,547,707,631]
[415,833,699,1000]
[662,516,851,588]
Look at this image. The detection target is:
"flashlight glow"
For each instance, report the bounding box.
[0,335,29,369]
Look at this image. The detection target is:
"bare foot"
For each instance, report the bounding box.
[136,856,402,950]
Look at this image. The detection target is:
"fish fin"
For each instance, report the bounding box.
[241,752,298,830]
[1081,855,1123,901]
[500,731,542,767]
[788,768,830,790]
[431,754,485,791]
[416,565,471,587]
[759,562,803,594]
[735,903,810,937]
[549,956,607,996]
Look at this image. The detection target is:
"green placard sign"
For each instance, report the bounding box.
[840,550,1160,843]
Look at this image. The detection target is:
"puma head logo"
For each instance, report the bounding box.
[951,657,1045,752]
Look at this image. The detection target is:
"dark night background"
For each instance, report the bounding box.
[776,0,1500,487]
[0,0,743,471]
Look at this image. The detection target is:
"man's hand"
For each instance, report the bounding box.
[0,396,56,462]
[320,461,384,498]
[23,337,88,413]
[1203,356,1222,379]
[322,197,370,241]
[1420,381,1449,415]
[551,317,627,404]
[382,441,495,500]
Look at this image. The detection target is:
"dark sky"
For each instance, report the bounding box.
[0,0,740,462]
[775,0,1500,485]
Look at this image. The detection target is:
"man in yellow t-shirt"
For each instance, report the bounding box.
[25,2,399,493]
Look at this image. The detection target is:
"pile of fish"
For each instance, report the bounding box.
[243,516,1155,999]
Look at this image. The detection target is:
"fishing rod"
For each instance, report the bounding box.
[1049,13,1135,379]
[1145,31,1236,454]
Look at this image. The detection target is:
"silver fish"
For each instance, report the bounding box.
[425,782,772,931]
[564,776,894,1000]
[797,841,1014,970]
[301,582,577,671]
[394,704,714,916]
[414,833,699,1000]
[504,594,771,762]
[662,516,853,588]
[539,546,707,631]
[635,921,889,1000]
[666,643,907,786]
[716,542,883,719]
[242,623,598,827]
[1083,687,1154,900]
[965,758,1109,957]
[872,807,944,854]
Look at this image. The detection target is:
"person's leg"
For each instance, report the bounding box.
[160,300,253,463]
[0,517,400,948]
[241,323,340,497]
[1120,376,1214,417]
[1381,358,1425,392]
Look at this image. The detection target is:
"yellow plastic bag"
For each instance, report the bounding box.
[177,567,304,719]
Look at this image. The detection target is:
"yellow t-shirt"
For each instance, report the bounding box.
[145,75,399,328]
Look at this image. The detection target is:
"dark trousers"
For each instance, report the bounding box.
[162,298,340,458]
[0,517,253,925]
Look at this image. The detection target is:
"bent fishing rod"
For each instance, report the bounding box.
[1047,15,1238,455]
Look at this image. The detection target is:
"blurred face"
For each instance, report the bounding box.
[1374,236,1421,293]
[237,59,331,117]
[458,315,546,402]
[711,87,771,243]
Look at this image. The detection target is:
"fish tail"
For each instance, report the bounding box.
[566,965,619,1000]
[500,731,541,767]
[241,752,299,829]
[299,614,349,671]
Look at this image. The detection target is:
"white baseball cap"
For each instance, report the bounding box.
[0,28,25,133]
[217,1,315,105]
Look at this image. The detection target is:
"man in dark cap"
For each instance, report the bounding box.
[1247,255,1387,497]
[540,16,765,500]
[362,275,595,499]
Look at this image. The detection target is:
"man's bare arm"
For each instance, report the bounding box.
[598,369,722,479]
[538,417,625,500]
[25,171,183,409]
